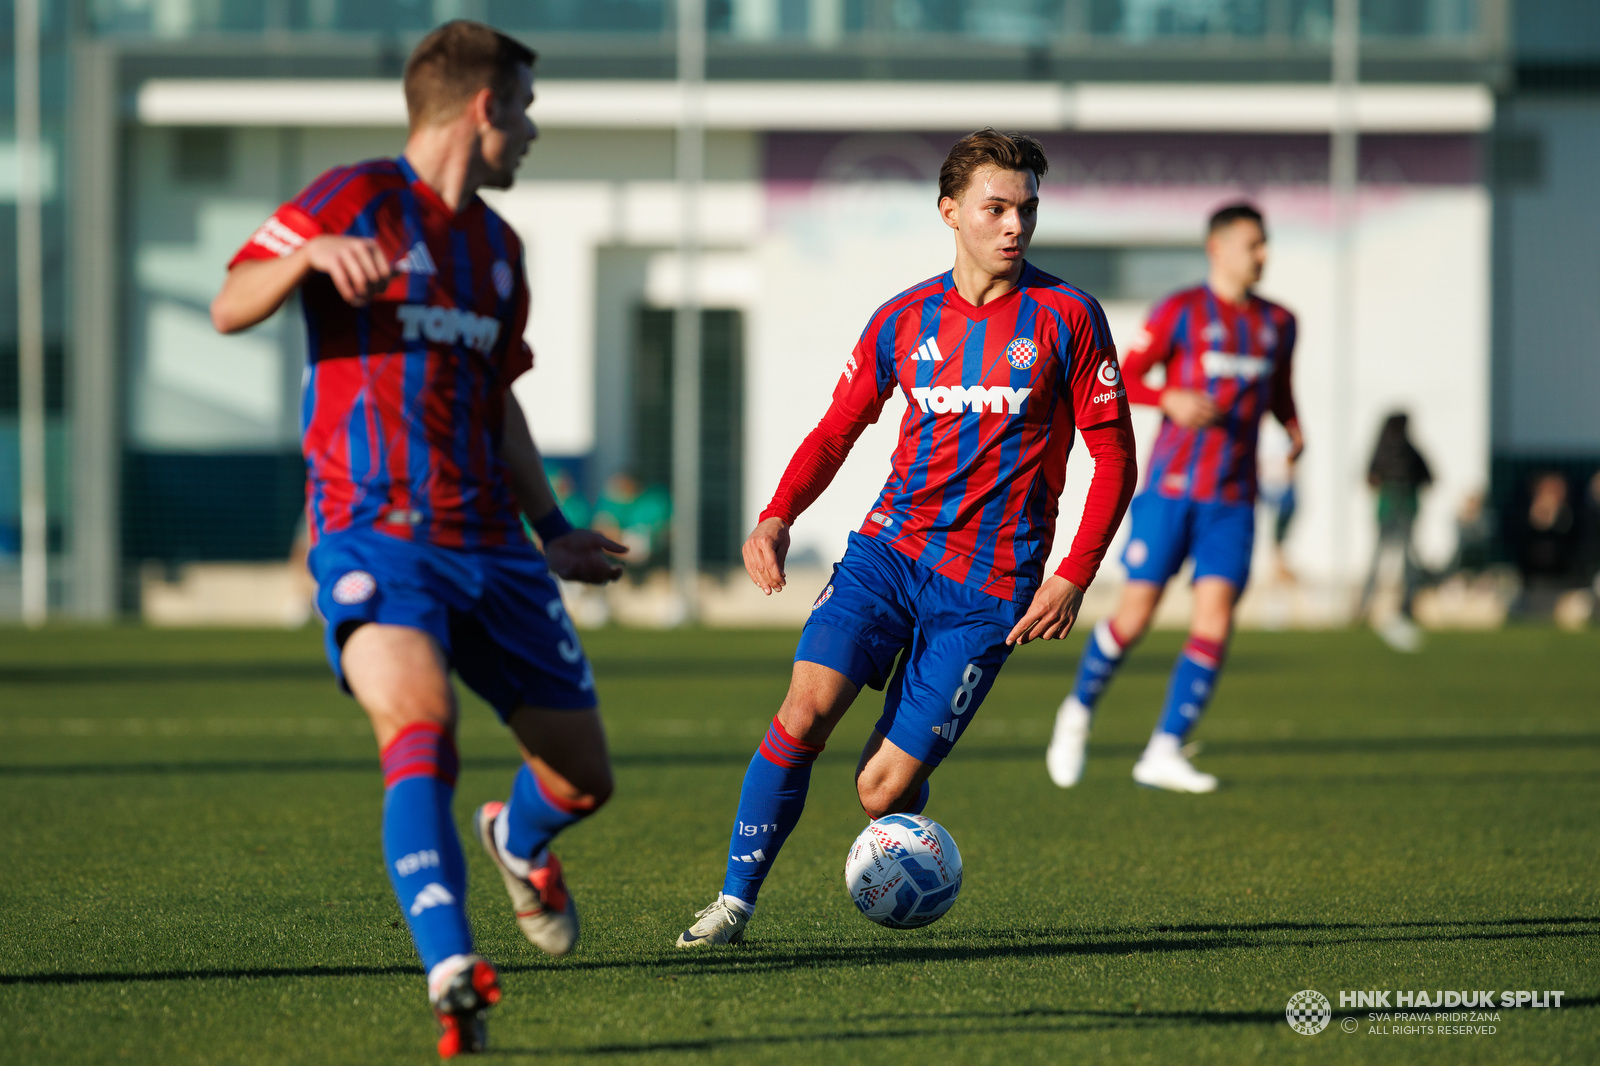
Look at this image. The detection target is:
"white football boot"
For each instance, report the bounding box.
[1132,732,1218,793]
[1045,695,1093,788]
[474,802,580,956]
[675,893,752,948]
[1378,616,1423,653]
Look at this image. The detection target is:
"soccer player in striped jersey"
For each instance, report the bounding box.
[1045,202,1303,794]
[211,23,625,1057]
[676,129,1138,947]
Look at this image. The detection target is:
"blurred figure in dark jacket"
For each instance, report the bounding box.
[1358,412,1432,650]
[1511,471,1584,621]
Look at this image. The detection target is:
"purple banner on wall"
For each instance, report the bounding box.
[765,132,1480,187]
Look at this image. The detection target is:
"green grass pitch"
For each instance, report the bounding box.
[1,624,1596,1064]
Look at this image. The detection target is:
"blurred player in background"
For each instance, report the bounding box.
[1358,411,1432,650]
[1045,203,1301,794]
[211,23,625,1057]
[675,129,1137,947]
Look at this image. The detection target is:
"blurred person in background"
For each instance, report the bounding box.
[1450,490,1496,577]
[591,472,672,569]
[1513,471,1580,618]
[211,22,626,1057]
[1357,412,1431,651]
[1582,471,1600,597]
[544,465,590,530]
[1045,202,1301,794]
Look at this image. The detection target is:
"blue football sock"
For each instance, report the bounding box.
[380,723,473,973]
[1071,618,1133,713]
[499,763,595,866]
[904,780,930,816]
[721,716,823,907]
[1155,636,1226,740]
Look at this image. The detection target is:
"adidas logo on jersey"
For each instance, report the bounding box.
[1201,351,1270,380]
[910,384,1032,415]
[409,882,456,916]
[396,304,502,354]
[393,241,438,276]
[909,338,944,362]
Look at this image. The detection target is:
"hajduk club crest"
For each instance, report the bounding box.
[1005,338,1038,370]
[331,570,377,605]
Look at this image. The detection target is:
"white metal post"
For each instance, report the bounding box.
[15,0,47,626]
[1330,0,1359,599]
[672,0,706,622]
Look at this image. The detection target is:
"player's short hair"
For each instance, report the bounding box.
[403,21,537,130]
[938,128,1049,204]
[1208,202,1266,238]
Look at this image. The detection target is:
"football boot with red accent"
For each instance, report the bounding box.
[474,802,580,955]
[427,953,501,1058]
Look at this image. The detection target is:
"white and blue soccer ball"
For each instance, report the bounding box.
[845,814,963,929]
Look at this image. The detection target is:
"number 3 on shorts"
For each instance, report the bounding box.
[950,663,983,715]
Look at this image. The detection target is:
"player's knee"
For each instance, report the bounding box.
[775,699,831,746]
[856,780,913,821]
[568,769,615,813]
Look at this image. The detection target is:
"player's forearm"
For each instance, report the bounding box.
[500,400,564,528]
[1054,419,1137,589]
[759,416,863,526]
[1270,390,1299,428]
[211,253,313,334]
[1119,344,1168,407]
[1123,375,1165,407]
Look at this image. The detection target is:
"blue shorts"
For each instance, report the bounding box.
[308,529,596,717]
[795,532,1026,767]
[1120,491,1255,590]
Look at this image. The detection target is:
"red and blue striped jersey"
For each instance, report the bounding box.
[231,157,533,549]
[1125,285,1298,505]
[778,263,1130,602]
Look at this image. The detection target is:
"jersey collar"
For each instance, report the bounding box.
[940,264,1028,322]
[397,155,482,221]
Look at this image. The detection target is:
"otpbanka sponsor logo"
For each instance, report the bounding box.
[1287,988,1566,1037]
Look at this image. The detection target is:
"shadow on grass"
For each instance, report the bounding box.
[490,1006,1283,1057]
[488,995,1600,1057]
[7,920,1595,996]
[0,963,417,987]
[503,916,1600,978]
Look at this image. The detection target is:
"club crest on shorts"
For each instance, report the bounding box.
[812,584,834,611]
[1125,539,1149,568]
[492,260,514,301]
[1005,338,1038,369]
[331,570,377,605]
